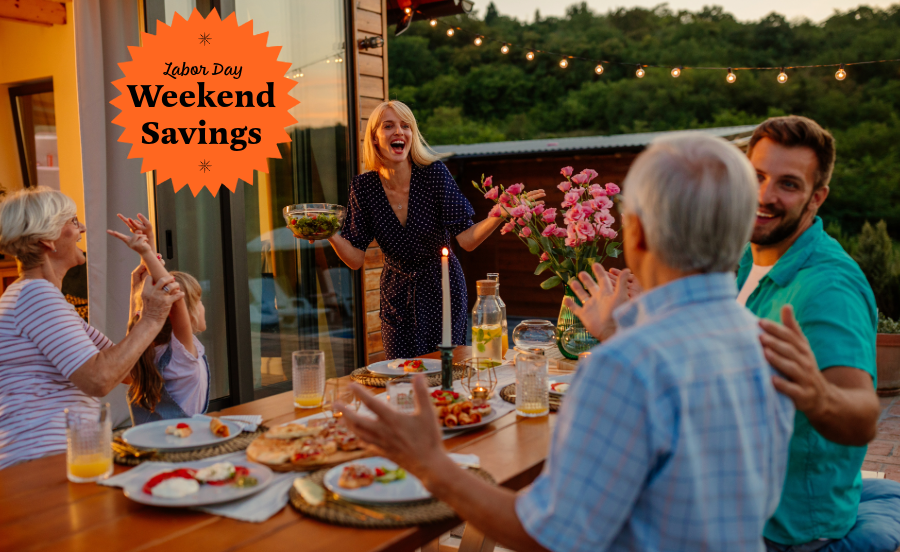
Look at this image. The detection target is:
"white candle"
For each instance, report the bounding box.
[441,247,452,347]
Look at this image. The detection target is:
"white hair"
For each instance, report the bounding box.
[0,186,77,269]
[622,133,757,273]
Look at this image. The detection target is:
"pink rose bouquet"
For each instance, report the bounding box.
[472,168,622,290]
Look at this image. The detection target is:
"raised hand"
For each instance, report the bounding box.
[563,263,632,342]
[608,268,643,299]
[107,229,152,256]
[139,273,183,323]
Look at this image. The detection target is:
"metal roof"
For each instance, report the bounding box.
[430,125,759,159]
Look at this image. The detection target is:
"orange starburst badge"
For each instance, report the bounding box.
[110,9,298,196]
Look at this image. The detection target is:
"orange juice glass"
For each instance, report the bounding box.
[293,350,325,409]
[65,403,113,483]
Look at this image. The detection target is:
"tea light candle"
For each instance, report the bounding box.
[472,386,489,400]
[441,247,451,346]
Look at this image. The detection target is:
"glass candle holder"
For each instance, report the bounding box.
[460,357,498,401]
[65,403,113,483]
[293,350,326,409]
[515,352,549,418]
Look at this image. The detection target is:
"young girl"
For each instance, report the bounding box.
[109,214,210,424]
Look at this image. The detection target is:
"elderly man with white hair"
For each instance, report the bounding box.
[338,133,796,552]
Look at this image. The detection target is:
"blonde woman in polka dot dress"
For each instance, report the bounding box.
[324,101,544,359]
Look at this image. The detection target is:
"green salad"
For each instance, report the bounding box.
[287,213,341,240]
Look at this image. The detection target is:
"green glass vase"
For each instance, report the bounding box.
[556,285,600,359]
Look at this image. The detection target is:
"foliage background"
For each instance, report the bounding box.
[388,2,900,239]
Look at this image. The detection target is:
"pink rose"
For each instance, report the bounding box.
[540,252,550,262]
[484,187,499,200]
[580,169,598,182]
[581,200,596,215]
[522,211,533,222]
[563,205,585,224]
[565,227,582,247]
[541,208,557,222]
[532,204,545,216]
[499,192,512,206]
[594,209,614,226]
[598,225,618,239]
[557,181,572,193]
[575,220,596,241]
[596,196,613,210]
[562,191,581,208]
[588,184,608,198]
[571,173,590,185]
[509,205,529,218]
[489,204,505,218]
[554,227,568,238]
[542,224,558,237]
[520,227,532,238]
[507,183,525,196]
[517,217,528,226]
[500,222,516,235]
[560,166,574,177]
[605,182,620,195]
[483,176,493,188]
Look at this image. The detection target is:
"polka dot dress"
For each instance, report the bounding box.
[342,161,474,359]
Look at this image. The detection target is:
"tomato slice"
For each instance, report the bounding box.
[142,468,197,494]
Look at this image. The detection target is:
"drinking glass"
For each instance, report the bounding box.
[515,352,549,418]
[293,350,326,409]
[65,403,113,483]
[386,380,416,414]
[322,378,359,418]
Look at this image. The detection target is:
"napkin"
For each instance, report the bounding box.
[100,451,297,523]
[192,414,262,433]
[448,453,480,469]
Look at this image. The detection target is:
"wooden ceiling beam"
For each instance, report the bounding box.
[0,0,67,26]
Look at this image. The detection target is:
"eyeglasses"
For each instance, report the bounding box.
[70,217,82,227]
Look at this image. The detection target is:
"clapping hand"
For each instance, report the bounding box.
[564,263,632,342]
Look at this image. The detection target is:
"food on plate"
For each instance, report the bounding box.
[150,475,200,498]
[194,462,236,483]
[338,464,375,489]
[386,359,427,373]
[210,418,230,438]
[247,418,367,469]
[142,464,256,497]
[287,213,341,240]
[373,466,406,483]
[550,382,570,394]
[430,390,492,429]
[293,477,325,506]
[266,423,324,440]
[165,422,192,438]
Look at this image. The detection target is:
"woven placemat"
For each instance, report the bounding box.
[351,364,466,388]
[289,466,495,528]
[499,383,561,412]
[112,426,268,466]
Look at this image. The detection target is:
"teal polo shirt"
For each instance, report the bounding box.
[737,217,878,545]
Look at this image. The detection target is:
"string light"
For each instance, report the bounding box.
[559,58,569,69]
[500,43,510,54]
[595,64,604,75]
[777,67,788,84]
[474,36,483,46]
[636,65,645,78]
[404,7,411,14]
[429,19,437,27]
[726,68,736,83]
[836,64,847,80]
[671,67,681,78]
[526,51,535,61]
[446,28,455,37]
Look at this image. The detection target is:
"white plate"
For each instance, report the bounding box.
[121,418,243,451]
[324,457,431,504]
[549,374,574,397]
[367,358,441,377]
[123,459,273,507]
[441,407,502,433]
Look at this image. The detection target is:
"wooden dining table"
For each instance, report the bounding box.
[0,346,559,552]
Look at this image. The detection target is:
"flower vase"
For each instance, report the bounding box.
[556,285,599,359]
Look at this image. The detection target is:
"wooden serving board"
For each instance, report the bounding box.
[246,436,373,473]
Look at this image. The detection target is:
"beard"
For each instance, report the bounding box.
[751,195,814,246]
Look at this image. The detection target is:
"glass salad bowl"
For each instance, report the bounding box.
[283,204,346,241]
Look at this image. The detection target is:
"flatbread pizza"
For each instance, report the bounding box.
[247,417,371,472]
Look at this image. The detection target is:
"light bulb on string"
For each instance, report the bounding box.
[446,28,455,37]
[474,36,483,46]
[404,7,411,14]
[429,19,437,27]
[726,68,736,83]
[777,67,788,84]
[636,65,645,78]
[526,51,535,61]
[595,64,604,75]
[500,44,509,54]
[559,58,569,69]
[835,64,847,81]
[671,67,681,78]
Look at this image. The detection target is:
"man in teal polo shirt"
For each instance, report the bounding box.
[738,116,881,551]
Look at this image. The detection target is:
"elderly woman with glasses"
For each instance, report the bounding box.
[0,187,182,469]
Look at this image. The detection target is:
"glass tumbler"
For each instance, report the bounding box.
[293,350,326,409]
[515,352,549,418]
[322,378,359,418]
[386,380,416,414]
[65,403,113,483]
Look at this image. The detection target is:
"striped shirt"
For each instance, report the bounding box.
[516,273,795,552]
[0,279,113,469]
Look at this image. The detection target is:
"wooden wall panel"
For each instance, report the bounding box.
[357,8,382,34]
[359,96,383,119]
[358,0,381,12]
[358,53,384,77]
[359,76,384,99]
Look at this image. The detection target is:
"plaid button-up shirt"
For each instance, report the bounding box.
[517,273,794,552]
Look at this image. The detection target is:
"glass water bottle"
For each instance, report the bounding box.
[472,280,503,365]
[486,273,509,358]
